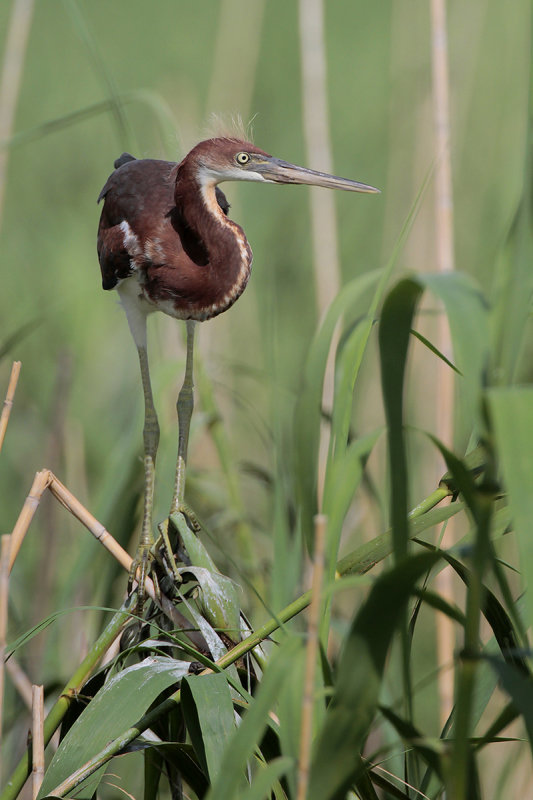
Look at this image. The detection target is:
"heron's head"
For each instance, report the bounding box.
[183,137,380,194]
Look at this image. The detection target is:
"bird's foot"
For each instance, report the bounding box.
[155,517,182,591]
[128,543,157,614]
[172,502,202,533]
[151,505,202,594]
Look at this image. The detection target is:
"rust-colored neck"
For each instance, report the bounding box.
[174,162,252,320]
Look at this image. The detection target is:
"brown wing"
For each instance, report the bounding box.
[97,158,177,291]
[96,157,231,292]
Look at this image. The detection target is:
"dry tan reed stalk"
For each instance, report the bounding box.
[9,469,52,572]
[5,656,33,709]
[0,534,12,764]
[298,0,341,507]
[31,684,45,800]
[0,0,35,234]
[0,361,21,455]
[430,0,456,727]
[9,469,199,633]
[46,476,196,631]
[298,0,341,312]
[47,473,132,573]
[296,514,327,800]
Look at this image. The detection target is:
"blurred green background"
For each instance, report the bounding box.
[0,0,531,792]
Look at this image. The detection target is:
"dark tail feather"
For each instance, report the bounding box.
[114,152,136,169]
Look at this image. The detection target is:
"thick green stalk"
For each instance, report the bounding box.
[1,603,131,800]
[408,487,449,518]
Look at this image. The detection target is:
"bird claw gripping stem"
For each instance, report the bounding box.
[128,543,160,614]
[127,505,203,615]
[173,503,202,533]
[155,505,202,576]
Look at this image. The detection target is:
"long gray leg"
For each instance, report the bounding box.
[131,343,160,597]
[170,320,196,513]
[116,285,160,606]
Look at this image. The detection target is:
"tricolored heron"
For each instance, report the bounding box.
[97,137,378,604]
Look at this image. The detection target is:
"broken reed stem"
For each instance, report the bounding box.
[0,361,21,455]
[8,469,132,574]
[9,469,193,631]
[47,473,132,573]
[31,685,44,800]
[9,470,50,572]
[296,514,327,800]
[0,535,11,765]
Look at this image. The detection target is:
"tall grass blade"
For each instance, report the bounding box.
[491,45,533,384]
[181,673,236,783]
[489,387,533,637]
[205,638,300,800]
[327,160,436,470]
[419,272,489,436]
[322,427,383,566]
[307,550,441,800]
[294,270,381,539]
[379,278,423,561]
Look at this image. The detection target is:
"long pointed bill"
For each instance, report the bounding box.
[257,157,379,193]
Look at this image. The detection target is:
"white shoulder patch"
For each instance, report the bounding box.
[120,220,143,259]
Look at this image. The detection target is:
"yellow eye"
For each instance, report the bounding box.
[236,152,250,165]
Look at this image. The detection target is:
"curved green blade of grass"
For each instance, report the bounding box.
[181,673,236,783]
[379,277,423,561]
[307,550,441,800]
[38,657,191,800]
[410,328,462,374]
[327,162,435,472]
[276,640,309,798]
[488,386,533,639]
[424,436,494,800]
[379,272,490,561]
[205,638,301,800]
[294,269,382,538]
[322,426,383,564]
[420,272,490,436]
[6,606,124,658]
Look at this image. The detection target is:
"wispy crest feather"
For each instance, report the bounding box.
[202,112,256,143]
